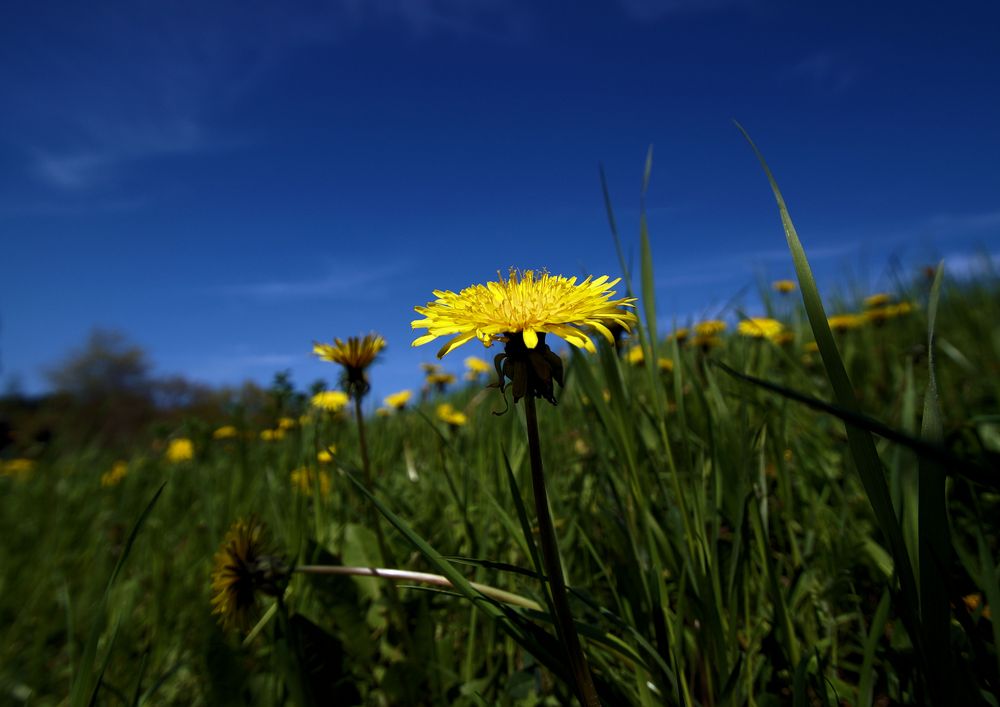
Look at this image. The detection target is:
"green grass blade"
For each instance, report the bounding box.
[919,263,952,700]
[858,590,891,707]
[735,121,924,679]
[69,481,166,707]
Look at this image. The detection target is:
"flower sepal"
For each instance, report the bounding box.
[492,332,564,411]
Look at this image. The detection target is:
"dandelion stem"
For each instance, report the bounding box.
[523,394,600,706]
[296,565,542,611]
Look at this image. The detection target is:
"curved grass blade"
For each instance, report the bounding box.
[734,121,925,687]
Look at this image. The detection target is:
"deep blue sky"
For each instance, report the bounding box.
[2,1,999,405]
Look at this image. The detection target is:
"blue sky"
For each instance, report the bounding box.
[2,0,999,405]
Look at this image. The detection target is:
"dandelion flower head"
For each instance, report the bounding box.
[166,438,194,463]
[772,280,797,294]
[694,320,727,337]
[313,333,386,397]
[411,269,636,357]
[311,390,350,412]
[384,389,412,410]
[210,517,286,632]
[213,425,238,440]
[101,460,128,487]
[436,403,468,427]
[738,318,784,341]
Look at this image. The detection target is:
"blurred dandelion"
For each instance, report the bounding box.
[828,314,865,333]
[384,389,412,410]
[864,293,892,308]
[212,425,238,440]
[738,317,784,341]
[772,279,797,294]
[1,458,35,477]
[165,438,194,463]
[464,355,491,380]
[695,320,727,337]
[210,517,288,632]
[101,460,128,487]
[290,467,331,497]
[435,403,468,428]
[311,390,350,412]
[668,327,690,345]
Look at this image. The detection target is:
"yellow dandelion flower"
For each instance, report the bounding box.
[298,414,312,426]
[290,467,331,497]
[694,320,727,337]
[2,458,35,476]
[804,341,819,353]
[891,301,914,317]
[101,460,128,487]
[657,358,674,373]
[436,403,468,427]
[626,346,645,365]
[411,269,636,357]
[213,425,238,440]
[828,314,865,332]
[864,293,892,309]
[668,327,690,343]
[738,318,784,340]
[772,279,796,294]
[384,389,412,410]
[772,331,795,346]
[166,438,194,463]
[376,407,391,417]
[260,429,285,442]
[311,390,350,412]
[210,517,287,632]
[426,372,456,386]
[312,333,386,397]
[464,356,491,375]
[317,447,335,463]
[277,417,297,430]
[692,334,723,351]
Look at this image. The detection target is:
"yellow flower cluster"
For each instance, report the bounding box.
[101,460,128,487]
[436,403,468,427]
[166,438,194,463]
[290,467,331,497]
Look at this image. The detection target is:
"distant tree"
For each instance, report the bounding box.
[47,329,152,400]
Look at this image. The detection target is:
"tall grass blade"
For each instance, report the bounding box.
[734,121,925,686]
[69,481,166,707]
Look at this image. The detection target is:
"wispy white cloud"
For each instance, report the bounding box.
[218,262,407,301]
[924,209,1000,235]
[941,250,999,279]
[9,1,527,194]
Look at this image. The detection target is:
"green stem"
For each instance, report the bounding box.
[524,394,600,706]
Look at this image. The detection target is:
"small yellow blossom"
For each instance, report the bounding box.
[772,280,797,294]
[317,447,335,463]
[298,415,312,426]
[2,458,35,477]
[376,407,391,417]
[313,333,386,397]
[384,389,413,410]
[166,438,194,463]
[260,429,285,442]
[290,467,331,497]
[464,356,491,377]
[864,293,892,309]
[804,341,819,353]
[694,320,727,337]
[277,417,297,430]
[101,460,128,487]
[692,334,722,351]
[738,318,784,341]
[436,403,468,427]
[426,372,456,387]
[668,327,690,343]
[213,425,238,440]
[626,346,645,365]
[828,314,865,332]
[311,390,350,412]
[658,358,674,373]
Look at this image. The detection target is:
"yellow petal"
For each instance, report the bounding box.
[523,328,538,349]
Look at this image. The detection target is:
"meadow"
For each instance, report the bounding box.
[2,149,999,706]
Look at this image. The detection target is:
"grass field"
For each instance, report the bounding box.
[2,155,999,706]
